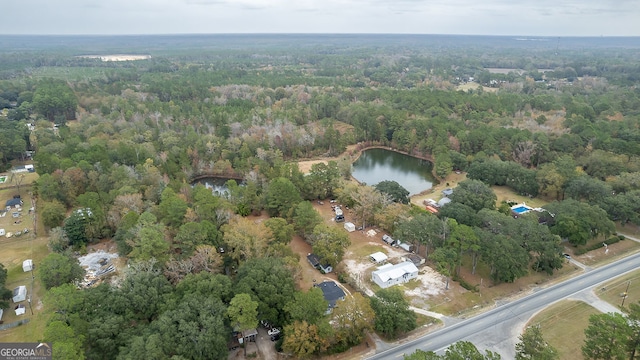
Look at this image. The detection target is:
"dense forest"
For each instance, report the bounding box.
[1,34,640,359]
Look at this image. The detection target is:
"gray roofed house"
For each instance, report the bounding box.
[315,281,346,312]
[5,198,22,208]
[437,197,452,207]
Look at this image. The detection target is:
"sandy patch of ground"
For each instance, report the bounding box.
[344,242,447,301]
[297,145,358,174]
[405,267,447,298]
[297,159,331,174]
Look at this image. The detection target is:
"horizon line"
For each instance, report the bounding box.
[0,32,638,38]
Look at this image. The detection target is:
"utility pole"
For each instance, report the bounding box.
[621,281,631,308]
[27,296,33,315]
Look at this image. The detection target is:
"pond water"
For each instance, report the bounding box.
[351,148,436,195]
[192,177,233,197]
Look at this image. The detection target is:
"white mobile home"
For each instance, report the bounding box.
[12,285,27,303]
[23,259,33,272]
[371,261,419,289]
[344,222,355,232]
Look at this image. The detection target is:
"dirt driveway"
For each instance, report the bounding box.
[227,327,278,360]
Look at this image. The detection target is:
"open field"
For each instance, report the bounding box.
[492,185,548,208]
[617,223,640,238]
[571,237,640,267]
[0,217,48,342]
[0,172,39,191]
[428,256,580,316]
[0,176,49,342]
[456,82,498,93]
[527,300,600,360]
[28,67,117,81]
[599,269,640,310]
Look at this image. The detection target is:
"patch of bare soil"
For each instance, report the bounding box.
[296,145,358,174]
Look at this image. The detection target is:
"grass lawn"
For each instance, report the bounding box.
[616,223,640,238]
[0,234,50,342]
[571,236,640,267]
[1,179,49,343]
[491,185,549,209]
[427,254,580,317]
[598,269,640,310]
[527,300,600,360]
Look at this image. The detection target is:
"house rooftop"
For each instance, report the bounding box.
[307,253,320,267]
[372,262,419,282]
[370,252,388,263]
[5,198,22,207]
[442,188,454,196]
[315,281,345,308]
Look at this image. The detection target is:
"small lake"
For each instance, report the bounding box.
[351,148,436,195]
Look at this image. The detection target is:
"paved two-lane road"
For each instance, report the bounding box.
[367,251,640,359]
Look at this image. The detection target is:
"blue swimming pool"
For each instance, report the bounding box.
[512,206,531,214]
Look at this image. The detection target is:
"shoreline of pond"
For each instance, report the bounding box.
[350,145,439,196]
[349,143,440,184]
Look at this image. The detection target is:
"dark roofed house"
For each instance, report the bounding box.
[315,281,346,313]
[306,253,333,273]
[307,253,320,268]
[5,198,22,208]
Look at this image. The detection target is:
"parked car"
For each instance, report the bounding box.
[260,319,271,328]
[268,328,281,336]
[270,333,281,341]
[563,253,571,259]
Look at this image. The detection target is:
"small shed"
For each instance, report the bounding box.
[0,229,4,236]
[382,234,396,245]
[425,205,439,214]
[344,222,356,232]
[14,304,26,316]
[12,285,27,303]
[370,252,388,263]
[240,329,258,343]
[403,253,425,266]
[23,259,33,272]
[398,241,414,252]
[437,197,452,207]
[442,188,454,197]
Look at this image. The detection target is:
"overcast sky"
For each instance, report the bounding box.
[2,0,638,36]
